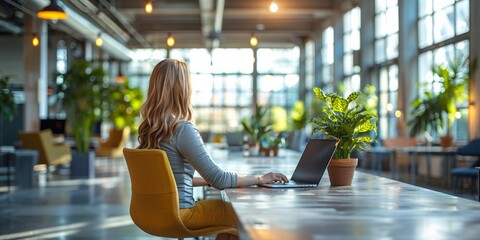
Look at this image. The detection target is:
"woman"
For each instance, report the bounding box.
[137,59,288,240]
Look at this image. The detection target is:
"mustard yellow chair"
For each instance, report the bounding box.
[122,148,237,239]
[96,127,130,158]
[19,129,71,166]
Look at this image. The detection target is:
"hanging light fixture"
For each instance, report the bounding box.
[145,1,153,14]
[37,0,68,20]
[250,33,258,47]
[269,1,279,13]
[96,33,103,47]
[166,33,175,47]
[32,34,40,47]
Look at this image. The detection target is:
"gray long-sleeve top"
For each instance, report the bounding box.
[159,121,238,208]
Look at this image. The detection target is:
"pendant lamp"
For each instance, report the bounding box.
[37,0,68,20]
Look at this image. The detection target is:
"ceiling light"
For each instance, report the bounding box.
[166,33,175,47]
[32,34,39,47]
[96,33,103,47]
[269,1,279,13]
[37,0,68,20]
[250,33,258,47]
[145,1,153,14]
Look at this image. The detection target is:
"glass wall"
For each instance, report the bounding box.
[320,27,334,92]
[343,7,361,96]
[374,0,400,140]
[417,0,470,142]
[128,47,299,134]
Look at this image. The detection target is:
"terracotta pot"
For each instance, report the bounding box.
[248,142,259,156]
[327,158,358,186]
[264,148,271,157]
[272,147,279,157]
[440,135,453,148]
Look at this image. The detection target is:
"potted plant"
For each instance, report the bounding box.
[56,60,107,177]
[0,71,17,147]
[105,79,144,143]
[311,88,378,186]
[408,57,470,147]
[0,71,16,122]
[260,135,285,157]
[241,104,272,156]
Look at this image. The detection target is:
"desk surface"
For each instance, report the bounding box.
[209,147,480,240]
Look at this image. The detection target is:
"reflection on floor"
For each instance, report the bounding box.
[0,158,203,240]
[1,156,477,239]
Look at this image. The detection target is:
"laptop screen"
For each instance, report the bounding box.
[290,139,337,184]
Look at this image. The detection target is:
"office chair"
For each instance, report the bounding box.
[96,127,130,159]
[123,148,237,239]
[19,129,71,167]
[451,138,480,193]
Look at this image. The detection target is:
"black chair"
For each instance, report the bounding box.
[451,138,480,193]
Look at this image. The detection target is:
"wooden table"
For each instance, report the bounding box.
[363,146,397,179]
[399,146,457,186]
[207,146,480,240]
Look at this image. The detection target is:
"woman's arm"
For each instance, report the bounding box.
[193,177,209,186]
[195,173,288,187]
[236,172,289,187]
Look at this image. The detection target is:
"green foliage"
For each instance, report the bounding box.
[105,80,144,135]
[241,104,272,143]
[311,88,378,159]
[0,71,16,122]
[290,101,308,130]
[56,60,107,152]
[356,84,378,115]
[269,106,288,132]
[260,135,285,149]
[408,57,470,137]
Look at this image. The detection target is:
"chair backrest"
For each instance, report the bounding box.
[457,138,480,167]
[19,129,52,165]
[122,148,193,238]
[457,138,480,156]
[104,127,130,147]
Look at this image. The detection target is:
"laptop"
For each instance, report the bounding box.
[259,138,337,188]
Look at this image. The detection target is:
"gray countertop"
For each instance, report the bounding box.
[209,146,480,240]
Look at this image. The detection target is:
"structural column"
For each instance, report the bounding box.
[469,0,480,138]
[23,15,47,131]
[397,0,418,138]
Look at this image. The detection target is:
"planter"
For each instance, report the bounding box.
[70,150,95,178]
[272,147,279,157]
[440,135,453,148]
[248,143,259,156]
[327,158,358,186]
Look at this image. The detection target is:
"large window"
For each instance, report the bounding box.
[257,47,300,116]
[320,27,334,91]
[375,0,398,63]
[375,0,400,139]
[343,7,361,96]
[418,0,469,48]
[128,48,299,134]
[417,0,470,142]
[417,41,469,141]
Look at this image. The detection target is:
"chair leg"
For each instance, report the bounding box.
[452,176,458,193]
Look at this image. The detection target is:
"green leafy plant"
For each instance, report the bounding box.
[0,71,16,122]
[241,104,272,143]
[290,100,308,130]
[260,135,285,149]
[56,60,107,152]
[311,88,378,159]
[106,80,144,135]
[408,57,470,138]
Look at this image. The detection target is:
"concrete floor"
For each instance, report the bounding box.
[0,156,477,240]
[0,159,201,240]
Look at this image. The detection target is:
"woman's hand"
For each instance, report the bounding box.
[257,172,289,184]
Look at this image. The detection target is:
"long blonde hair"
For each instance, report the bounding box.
[137,59,193,149]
